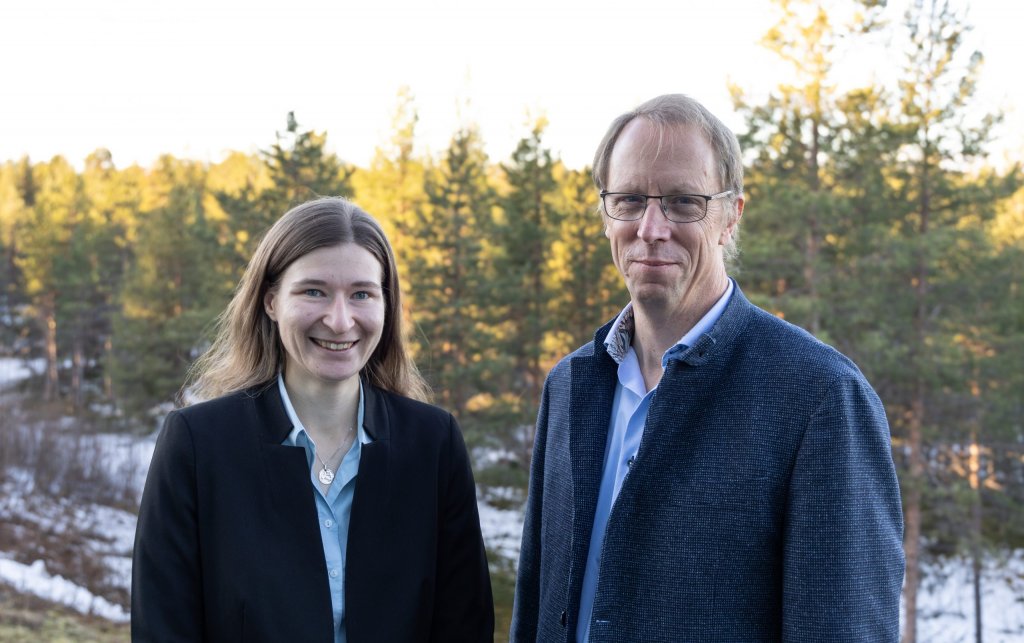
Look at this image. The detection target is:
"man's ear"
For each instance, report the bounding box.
[719,196,744,245]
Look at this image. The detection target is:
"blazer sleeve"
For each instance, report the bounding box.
[430,413,495,642]
[132,410,204,642]
[782,372,905,642]
[509,377,550,642]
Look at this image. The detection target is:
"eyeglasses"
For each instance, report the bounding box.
[599,190,735,223]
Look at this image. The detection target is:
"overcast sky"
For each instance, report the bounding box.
[3,0,1021,171]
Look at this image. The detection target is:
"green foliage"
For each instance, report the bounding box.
[735,1,1023,639]
[216,112,354,259]
[0,7,1020,590]
[490,119,560,441]
[0,160,32,354]
[351,87,427,310]
[109,157,230,418]
[402,124,497,425]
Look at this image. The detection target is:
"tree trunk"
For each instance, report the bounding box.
[805,115,821,336]
[969,419,984,643]
[43,296,58,402]
[72,336,84,412]
[902,394,924,643]
[103,335,113,400]
[904,150,933,643]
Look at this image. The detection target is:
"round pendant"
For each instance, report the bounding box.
[318,468,335,485]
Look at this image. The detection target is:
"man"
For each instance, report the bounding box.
[511,95,904,642]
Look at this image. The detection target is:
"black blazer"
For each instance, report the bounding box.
[131,380,494,642]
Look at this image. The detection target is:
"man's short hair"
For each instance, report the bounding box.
[592,94,745,261]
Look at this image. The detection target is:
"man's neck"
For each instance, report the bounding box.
[631,276,729,390]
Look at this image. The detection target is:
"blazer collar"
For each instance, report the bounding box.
[565,283,758,527]
[593,283,757,369]
[247,374,390,444]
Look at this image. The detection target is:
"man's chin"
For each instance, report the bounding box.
[628,283,678,308]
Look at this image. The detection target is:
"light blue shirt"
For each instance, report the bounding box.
[278,375,370,643]
[576,279,735,643]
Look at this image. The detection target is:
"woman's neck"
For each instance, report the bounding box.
[284,375,360,441]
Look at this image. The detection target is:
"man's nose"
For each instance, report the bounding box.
[636,198,672,242]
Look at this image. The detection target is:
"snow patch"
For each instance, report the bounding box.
[0,556,128,622]
[0,357,44,389]
[477,490,524,562]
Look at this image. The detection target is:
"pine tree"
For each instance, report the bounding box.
[351,87,428,340]
[404,124,496,427]
[887,3,1011,637]
[733,0,886,339]
[0,161,31,357]
[491,118,560,457]
[110,156,228,419]
[547,164,627,355]
[14,156,84,401]
[216,112,354,259]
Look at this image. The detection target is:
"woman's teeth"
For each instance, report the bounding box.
[313,338,354,351]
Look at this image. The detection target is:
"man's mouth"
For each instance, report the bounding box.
[311,338,355,351]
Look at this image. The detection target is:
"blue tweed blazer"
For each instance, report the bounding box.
[511,285,904,643]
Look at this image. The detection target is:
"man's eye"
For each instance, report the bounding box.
[667,195,702,207]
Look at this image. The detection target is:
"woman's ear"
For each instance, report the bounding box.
[263,290,278,322]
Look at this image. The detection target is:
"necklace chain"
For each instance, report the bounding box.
[315,427,354,485]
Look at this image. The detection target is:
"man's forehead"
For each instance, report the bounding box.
[614,120,708,160]
[608,120,714,184]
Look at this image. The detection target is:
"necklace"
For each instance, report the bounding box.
[315,428,354,485]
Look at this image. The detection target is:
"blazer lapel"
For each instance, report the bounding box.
[567,334,618,599]
[251,383,335,621]
[252,382,317,524]
[346,381,390,562]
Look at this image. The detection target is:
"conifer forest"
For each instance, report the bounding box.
[1,0,1022,640]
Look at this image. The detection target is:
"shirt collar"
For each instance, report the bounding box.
[278,374,371,449]
[604,278,735,366]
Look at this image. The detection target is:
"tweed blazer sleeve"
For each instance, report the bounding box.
[508,289,903,642]
[781,370,904,641]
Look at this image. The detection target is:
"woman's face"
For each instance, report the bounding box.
[264,243,385,395]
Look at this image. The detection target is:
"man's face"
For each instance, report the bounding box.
[604,119,741,313]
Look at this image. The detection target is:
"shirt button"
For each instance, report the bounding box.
[330,568,340,578]
[324,519,334,528]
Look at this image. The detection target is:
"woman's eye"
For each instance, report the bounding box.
[304,289,325,297]
[352,291,370,300]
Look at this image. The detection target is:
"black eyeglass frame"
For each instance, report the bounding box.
[599,190,735,223]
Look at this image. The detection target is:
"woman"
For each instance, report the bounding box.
[132,197,494,642]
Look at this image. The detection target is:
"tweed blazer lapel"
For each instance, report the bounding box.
[618,287,757,506]
[566,325,619,600]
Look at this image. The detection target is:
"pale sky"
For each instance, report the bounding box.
[2,0,1021,172]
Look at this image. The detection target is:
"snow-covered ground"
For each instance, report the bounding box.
[0,558,128,622]
[1,359,1022,639]
[0,357,45,390]
[908,551,1024,642]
